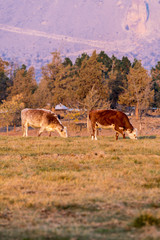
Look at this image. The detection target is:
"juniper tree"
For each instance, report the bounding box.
[151,62,160,108]
[119,60,153,119]
[0,58,10,102]
[52,63,78,106]
[76,50,108,103]
[34,51,62,108]
[8,65,37,108]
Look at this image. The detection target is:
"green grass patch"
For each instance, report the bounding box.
[133,213,160,228]
[143,177,160,188]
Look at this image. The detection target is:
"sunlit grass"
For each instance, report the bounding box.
[0,135,160,239]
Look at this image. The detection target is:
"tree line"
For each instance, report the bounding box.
[0,50,160,127]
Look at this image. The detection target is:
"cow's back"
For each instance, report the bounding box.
[89,109,117,124]
[21,108,47,127]
[21,108,61,128]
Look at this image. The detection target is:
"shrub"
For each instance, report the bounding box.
[133,213,160,228]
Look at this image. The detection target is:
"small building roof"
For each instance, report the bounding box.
[55,103,68,110]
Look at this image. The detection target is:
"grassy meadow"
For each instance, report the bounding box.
[0,133,160,240]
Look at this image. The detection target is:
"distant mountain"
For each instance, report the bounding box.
[0,0,160,81]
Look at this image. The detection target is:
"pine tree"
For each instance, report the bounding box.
[97,51,112,74]
[53,64,78,106]
[107,70,124,109]
[0,58,11,102]
[77,50,107,103]
[75,53,89,68]
[119,56,131,75]
[151,62,160,108]
[63,57,73,67]
[8,65,37,107]
[119,60,153,119]
[34,51,62,108]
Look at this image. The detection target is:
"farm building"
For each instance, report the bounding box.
[55,103,68,112]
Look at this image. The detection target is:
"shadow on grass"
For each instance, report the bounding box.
[54,203,99,212]
[138,136,156,139]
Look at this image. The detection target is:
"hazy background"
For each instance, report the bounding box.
[0,0,160,81]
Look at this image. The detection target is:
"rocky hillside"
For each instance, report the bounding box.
[0,0,160,81]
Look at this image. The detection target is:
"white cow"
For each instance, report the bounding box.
[21,108,67,137]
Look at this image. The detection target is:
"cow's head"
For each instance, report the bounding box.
[48,114,68,138]
[126,128,137,140]
[56,126,68,138]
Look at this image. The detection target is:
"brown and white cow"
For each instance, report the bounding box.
[21,108,68,137]
[89,109,137,140]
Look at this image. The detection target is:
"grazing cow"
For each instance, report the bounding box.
[21,108,68,137]
[89,109,137,140]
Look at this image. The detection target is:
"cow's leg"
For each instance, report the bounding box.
[116,131,125,140]
[49,132,51,137]
[96,124,99,136]
[122,132,125,139]
[116,132,119,140]
[91,122,97,140]
[38,127,45,137]
[25,123,29,137]
[95,125,99,140]
[22,124,25,137]
[22,122,28,137]
[22,122,25,137]
[114,126,124,140]
[94,128,98,140]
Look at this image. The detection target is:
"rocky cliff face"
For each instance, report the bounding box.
[0,0,160,81]
[124,0,148,36]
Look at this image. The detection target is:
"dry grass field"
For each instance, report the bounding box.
[0,116,160,240]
